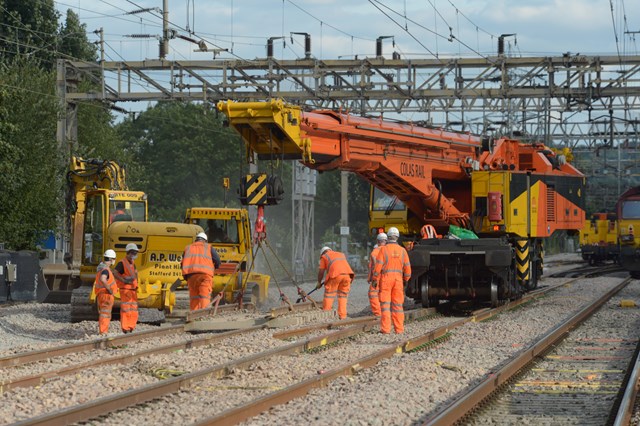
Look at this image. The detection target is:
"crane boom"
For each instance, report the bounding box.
[219,99,586,308]
[219,99,480,227]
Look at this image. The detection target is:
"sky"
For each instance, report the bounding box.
[55,0,640,64]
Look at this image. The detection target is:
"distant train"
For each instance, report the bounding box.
[617,186,640,278]
[579,212,619,265]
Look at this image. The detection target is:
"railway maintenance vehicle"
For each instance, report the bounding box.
[578,212,619,265]
[616,185,640,278]
[218,99,586,307]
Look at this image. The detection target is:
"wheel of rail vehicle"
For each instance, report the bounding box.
[70,286,97,323]
[490,278,499,308]
[420,276,438,308]
[631,271,640,279]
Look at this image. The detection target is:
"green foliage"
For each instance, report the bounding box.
[0,0,60,68]
[0,59,62,249]
[314,170,370,248]
[58,10,96,61]
[117,103,246,221]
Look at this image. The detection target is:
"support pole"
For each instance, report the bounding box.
[340,171,349,257]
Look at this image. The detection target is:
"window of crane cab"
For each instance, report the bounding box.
[83,194,104,265]
[371,187,406,211]
[109,200,146,223]
[621,200,640,219]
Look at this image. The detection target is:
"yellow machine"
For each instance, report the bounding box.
[579,212,619,265]
[184,207,270,305]
[44,157,203,322]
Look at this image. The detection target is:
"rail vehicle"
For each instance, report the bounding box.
[218,99,586,308]
[616,185,640,278]
[579,212,619,265]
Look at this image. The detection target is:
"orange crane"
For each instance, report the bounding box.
[218,99,586,307]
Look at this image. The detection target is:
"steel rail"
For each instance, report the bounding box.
[191,278,571,425]
[426,277,633,425]
[0,325,265,393]
[272,307,436,340]
[6,275,587,425]
[12,322,376,426]
[0,324,184,368]
[613,339,640,426]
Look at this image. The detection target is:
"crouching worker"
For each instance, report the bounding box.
[317,247,354,320]
[94,249,119,335]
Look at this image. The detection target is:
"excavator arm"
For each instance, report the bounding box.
[218,99,481,227]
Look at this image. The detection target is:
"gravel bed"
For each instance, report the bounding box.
[90,313,459,425]
[0,328,289,425]
[244,275,630,425]
[0,253,602,424]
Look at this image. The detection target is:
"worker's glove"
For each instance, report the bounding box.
[371,281,378,289]
[316,281,323,290]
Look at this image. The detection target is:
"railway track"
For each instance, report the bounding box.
[1,277,578,425]
[0,270,626,425]
[426,276,639,425]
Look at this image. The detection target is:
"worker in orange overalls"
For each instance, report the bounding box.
[420,224,439,239]
[372,227,411,334]
[181,232,221,311]
[113,243,140,333]
[367,232,388,317]
[317,247,354,320]
[94,249,119,335]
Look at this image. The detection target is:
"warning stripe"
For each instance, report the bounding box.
[244,174,267,205]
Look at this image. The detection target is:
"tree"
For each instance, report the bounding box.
[58,9,96,61]
[0,59,62,249]
[117,102,247,221]
[0,0,60,68]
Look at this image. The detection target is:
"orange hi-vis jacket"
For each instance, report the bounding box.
[373,242,411,283]
[182,241,215,277]
[94,267,118,296]
[116,258,138,290]
[368,245,381,282]
[320,250,354,279]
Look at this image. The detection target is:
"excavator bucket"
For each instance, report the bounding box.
[0,251,50,303]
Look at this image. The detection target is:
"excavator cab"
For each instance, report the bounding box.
[81,190,147,269]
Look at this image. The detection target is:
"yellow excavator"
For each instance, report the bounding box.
[44,157,202,322]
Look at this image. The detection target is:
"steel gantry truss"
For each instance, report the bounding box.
[56,54,640,229]
[57,54,640,150]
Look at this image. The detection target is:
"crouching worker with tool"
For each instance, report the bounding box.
[372,227,411,334]
[181,232,221,311]
[94,249,119,335]
[317,246,354,320]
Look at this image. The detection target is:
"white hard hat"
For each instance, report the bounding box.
[125,243,139,252]
[387,227,400,238]
[377,232,388,241]
[320,246,331,255]
[104,249,116,259]
[196,232,208,241]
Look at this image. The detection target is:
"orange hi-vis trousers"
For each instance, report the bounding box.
[119,288,138,332]
[322,274,351,319]
[188,273,213,311]
[97,293,114,334]
[379,275,405,334]
[368,282,381,316]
